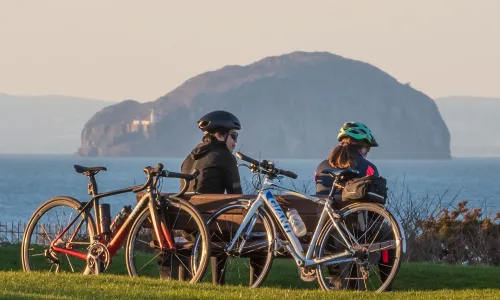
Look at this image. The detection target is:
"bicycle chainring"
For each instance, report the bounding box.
[298,266,317,282]
[86,242,110,275]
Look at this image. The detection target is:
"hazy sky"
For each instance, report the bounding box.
[0,0,499,102]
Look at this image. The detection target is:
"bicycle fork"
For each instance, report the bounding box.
[148,194,175,250]
[225,198,263,255]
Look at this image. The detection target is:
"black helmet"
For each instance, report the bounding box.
[197,110,241,133]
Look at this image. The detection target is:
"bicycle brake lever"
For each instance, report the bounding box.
[237,163,251,169]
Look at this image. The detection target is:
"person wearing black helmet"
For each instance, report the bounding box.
[159,110,247,283]
[180,110,243,194]
[179,110,267,286]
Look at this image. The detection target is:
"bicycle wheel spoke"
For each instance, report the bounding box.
[22,198,95,274]
[127,199,210,283]
[136,252,163,273]
[317,204,402,292]
[198,203,273,287]
[66,254,75,273]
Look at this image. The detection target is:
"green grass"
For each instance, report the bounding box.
[1,244,500,299]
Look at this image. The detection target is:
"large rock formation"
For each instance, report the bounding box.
[76,51,451,159]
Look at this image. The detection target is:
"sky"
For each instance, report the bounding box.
[0,0,499,102]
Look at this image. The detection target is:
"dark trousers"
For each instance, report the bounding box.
[211,255,267,286]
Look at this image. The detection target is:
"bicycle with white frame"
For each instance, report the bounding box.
[193,152,405,291]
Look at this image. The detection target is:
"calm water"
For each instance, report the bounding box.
[0,155,498,223]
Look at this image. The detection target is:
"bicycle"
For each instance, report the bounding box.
[21,163,210,283]
[193,152,406,291]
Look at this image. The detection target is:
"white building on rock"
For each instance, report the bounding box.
[128,109,160,133]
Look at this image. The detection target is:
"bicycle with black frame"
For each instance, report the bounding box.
[21,163,210,283]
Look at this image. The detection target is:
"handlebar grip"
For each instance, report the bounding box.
[279,169,298,179]
[164,171,197,181]
[132,185,144,193]
[154,163,164,173]
[235,152,260,166]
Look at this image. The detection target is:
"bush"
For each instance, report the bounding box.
[388,180,500,266]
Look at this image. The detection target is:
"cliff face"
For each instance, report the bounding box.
[76,51,451,159]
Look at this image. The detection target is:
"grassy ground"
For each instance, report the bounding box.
[2,244,499,299]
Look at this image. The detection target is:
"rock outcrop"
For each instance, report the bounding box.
[76,51,451,159]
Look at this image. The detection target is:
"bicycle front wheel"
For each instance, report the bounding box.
[194,200,275,288]
[21,196,96,273]
[125,197,210,283]
[316,203,403,292]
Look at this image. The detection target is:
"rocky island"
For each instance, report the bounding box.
[76,51,450,159]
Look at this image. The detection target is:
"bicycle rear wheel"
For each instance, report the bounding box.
[21,197,96,273]
[316,203,403,292]
[125,197,210,283]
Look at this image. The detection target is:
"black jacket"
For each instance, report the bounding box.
[181,139,242,194]
[315,153,379,195]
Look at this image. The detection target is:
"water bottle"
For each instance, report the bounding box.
[99,203,111,235]
[286,208,307,238]
[110,205,132,234]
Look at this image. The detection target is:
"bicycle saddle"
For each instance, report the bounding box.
[320,168,359,179]
[74,165,107,174]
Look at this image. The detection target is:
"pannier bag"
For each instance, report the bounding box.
[341,175,388,204]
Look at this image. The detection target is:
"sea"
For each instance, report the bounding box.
[0,155,499,224]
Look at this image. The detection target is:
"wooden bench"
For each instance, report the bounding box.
[135,192,323,257]
[134,192,396,286]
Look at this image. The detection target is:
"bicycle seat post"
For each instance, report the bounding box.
[327,176,339,202]
[85,171,99,197]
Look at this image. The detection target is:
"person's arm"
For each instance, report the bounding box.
[366,164,379,176]
[223,155,243,194]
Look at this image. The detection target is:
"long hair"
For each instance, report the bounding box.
[202,133,212,143]
[328,138,364,169]
[202,131,227,143]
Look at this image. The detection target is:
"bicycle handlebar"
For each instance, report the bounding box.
[276,169,298,179]
[235,152,260,166]
[235,152,298,179]
[132,163,200,194]
[162,170,199,181]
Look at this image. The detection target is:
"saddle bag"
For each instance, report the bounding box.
[341,175,388,204]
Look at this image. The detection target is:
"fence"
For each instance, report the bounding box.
[0,221,25,244]
[0,221,90,245]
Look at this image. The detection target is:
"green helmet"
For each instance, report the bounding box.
[337,122,379,147]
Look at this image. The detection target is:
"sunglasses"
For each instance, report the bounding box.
[229,131,239,142]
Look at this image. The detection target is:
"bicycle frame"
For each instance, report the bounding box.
[49,176,174,262]
[225,175,406,268]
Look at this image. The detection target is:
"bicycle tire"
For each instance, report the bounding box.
[194,200,275,288]
[125,197,210,283]
[21,196,96,273]
[315,202,403,292]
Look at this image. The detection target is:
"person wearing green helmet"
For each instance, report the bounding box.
[315,121,379,195]
[314,122,394,291]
